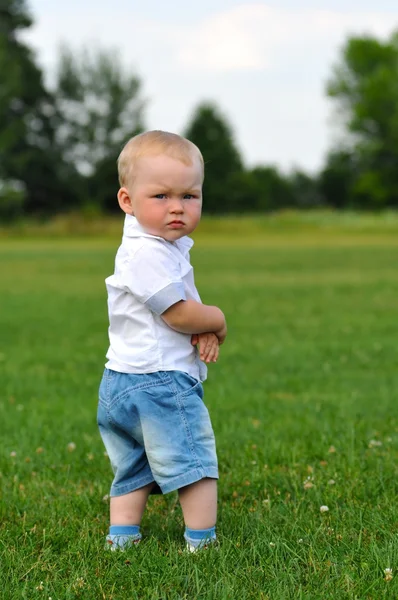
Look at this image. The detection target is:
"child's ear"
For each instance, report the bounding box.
[117,187,134,215]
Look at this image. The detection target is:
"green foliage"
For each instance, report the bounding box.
[54,46,145,176]
[289,170,322,209]
[0,179,25,221]
[319,151,356,209]
[0,4,146,218]
[1,220,398,597]
[184,103,244,213]
[0,0,32,31]
[0,0,66,215]
[327,31,398,208]
[250,166,294,211]
[52,45,146,212]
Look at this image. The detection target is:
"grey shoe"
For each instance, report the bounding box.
[106,534,141,551]
[185,538,217,553]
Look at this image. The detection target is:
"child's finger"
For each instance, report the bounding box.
[191,334,199,346]
[199,336,211,357]
[207,348,218,363]
[210,343,219,363]
[200,345,210,360]
[205,340,219,363]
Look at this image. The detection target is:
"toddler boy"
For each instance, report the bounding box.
[98,130,227,552]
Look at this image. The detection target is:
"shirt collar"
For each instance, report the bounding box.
[123,214,194,254]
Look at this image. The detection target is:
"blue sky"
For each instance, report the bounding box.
[26,1,398,173]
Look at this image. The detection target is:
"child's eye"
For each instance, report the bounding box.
[154,194,166,199]
[183,194,194,200]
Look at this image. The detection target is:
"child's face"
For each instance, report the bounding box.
[120,154,203,242]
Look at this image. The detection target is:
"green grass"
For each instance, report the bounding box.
[1,215,398,599]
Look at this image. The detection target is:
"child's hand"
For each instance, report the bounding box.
[191,332,219,363]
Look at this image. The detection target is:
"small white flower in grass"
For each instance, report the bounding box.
[320,505,329,513]
[73,577,85,590]
[384,568,393,581]
[67,442,76,452]
[10,451,16,457]
[102,494,110,503]
[328,479,336,485]
[36,581,44,591]
[303,478,314,489]
[269,542,275,547]
[368,439,382,448]
[298,538,303,543]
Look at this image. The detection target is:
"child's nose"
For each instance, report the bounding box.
[170,198,184,212]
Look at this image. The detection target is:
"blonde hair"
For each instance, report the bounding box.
[117,130,204,187]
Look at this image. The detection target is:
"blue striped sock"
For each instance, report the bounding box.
[184,526,216,549]
[109,525,140,536]
[106,525,141,550]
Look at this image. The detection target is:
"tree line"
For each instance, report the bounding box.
[1,0,398,221]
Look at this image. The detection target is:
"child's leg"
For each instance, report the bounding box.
[106,482,155,550]
[178,478,217,528]
[178,478,217,550]
[111,482,155,525]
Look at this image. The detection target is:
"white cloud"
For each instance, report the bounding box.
[26,4,398,75]
[177,6,272,70]
[174,4,397,71]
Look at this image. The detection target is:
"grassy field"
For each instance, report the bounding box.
[1,213,398,599]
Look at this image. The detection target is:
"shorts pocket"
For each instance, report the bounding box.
[174,372,204,401]
[99,369,115,408]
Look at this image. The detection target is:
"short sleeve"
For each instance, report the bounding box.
[121,242,186,314]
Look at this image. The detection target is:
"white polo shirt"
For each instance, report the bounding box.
[105,215,207,382]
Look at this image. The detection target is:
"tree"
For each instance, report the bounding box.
[318,150,357,208]
[53,46,145,211]
[228,166,298,212]
[327,32,398,208]
[289,170,322,209]
[184,103,243,213]
[250,166,295,211]
[0,0,65,216]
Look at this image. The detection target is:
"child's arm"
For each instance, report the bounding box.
[161,300,227,344]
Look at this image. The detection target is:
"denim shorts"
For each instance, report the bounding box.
[98,369,218,496]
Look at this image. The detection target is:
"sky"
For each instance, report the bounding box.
[25,0,398,173]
